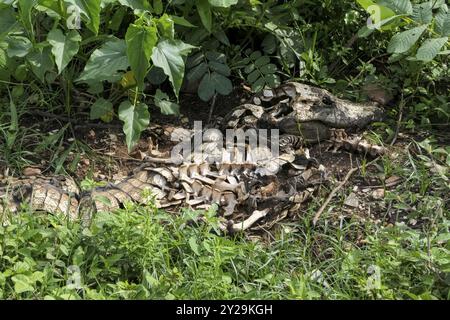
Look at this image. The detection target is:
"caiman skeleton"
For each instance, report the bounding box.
[0,83,386,232]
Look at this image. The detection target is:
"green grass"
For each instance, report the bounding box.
[0,125,449,300]
[0,193,448,300]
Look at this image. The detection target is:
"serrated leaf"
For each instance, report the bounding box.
[387,25,428,54]
[90,98,114,122]
[197,0,212,33]
[154,89,180,115]
[47,29,81,74]
[125,23,158,89]
[151,39,196,98]
[77,38,129,83]
[416,37,448,62]
[118,101,150,152]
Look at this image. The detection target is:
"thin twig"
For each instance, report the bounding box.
[312,167,359,226]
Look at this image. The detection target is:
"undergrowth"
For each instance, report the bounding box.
[0,185,448,300]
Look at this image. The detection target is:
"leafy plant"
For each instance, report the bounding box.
[357,0,449,62]
[186,51,233,101]
[239,50,280,92]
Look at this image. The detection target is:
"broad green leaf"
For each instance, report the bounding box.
[27,46,54,82]
[90,98,114,122]
[0,7,17,39]
[19,0,37,33]
[12,274,34,294]
[154,89,180,115]
[14,65,28,81]
[210,72,232,95]
[198,72,215,101]
[198,71,232,101]
[48,29,81,74]
[416,37,448,62]
[205,51,226,63]
[357,15,402,38]
[125,23,158,89]
[378,0,412,15]
[77,38,129,83]
[387,25,428,54]
[6,36,32,58]
[108,6,127,31]
[66,0,102,34]
[153,0,163,14]
[435,9,450,36]
[356,0,396,24]
[197,0,212,33]
[208,0,238,7]
[37,0,66,16]
[147,66,167,85]
[411,2,433,24]
[158,14,175,40]
[118,0,152,11]
[213,29,230,46]
[171,15,196,28]
[187,62,208,81]
[189,236,200,255]
[118,101,150,152]
[151,39,196,98]
[208,61,230,76]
